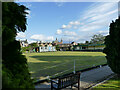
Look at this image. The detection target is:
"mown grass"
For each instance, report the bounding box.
[25,51,107,80]
[92,75,120,89]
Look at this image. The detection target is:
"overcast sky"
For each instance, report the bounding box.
[16,1,118,43]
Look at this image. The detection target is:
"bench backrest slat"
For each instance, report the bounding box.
[51,72,81,90]
[58,72,80,88]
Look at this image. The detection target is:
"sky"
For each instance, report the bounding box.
[16,1,118,44]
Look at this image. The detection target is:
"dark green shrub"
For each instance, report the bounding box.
[2,2,35,89]
[103,17,120,74]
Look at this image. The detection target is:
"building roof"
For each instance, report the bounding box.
[74,44,105,47]
[20,40,28,43]
[88,44,105,46]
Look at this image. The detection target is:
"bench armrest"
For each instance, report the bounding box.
[51,80,58,84]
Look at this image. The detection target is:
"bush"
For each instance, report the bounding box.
[2,2,35,89]
[103,17,120,74]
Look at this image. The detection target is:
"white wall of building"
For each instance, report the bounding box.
[39,46,56,52]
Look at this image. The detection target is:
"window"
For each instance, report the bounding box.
[77,47,79,50]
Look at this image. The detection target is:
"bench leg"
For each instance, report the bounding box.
[51,81,53,90]
[71,85,72,89]
[78,81,80,90]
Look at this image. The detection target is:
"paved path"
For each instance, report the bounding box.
[35,65,114,90]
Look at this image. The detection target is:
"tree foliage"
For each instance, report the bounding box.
[21,46,31,52]
[21,42,38,52]
[55,45,60,51]
[85,41,89,45]
[2,2,34,88]
[90,34,105,44]
[29,42,38,48]
[103,17,120,74]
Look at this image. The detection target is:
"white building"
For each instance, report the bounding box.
[20,39,28,47]
[35,46,56,52]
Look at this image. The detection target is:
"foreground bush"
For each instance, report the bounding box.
[103,17,120,75]
[2,2,34,89]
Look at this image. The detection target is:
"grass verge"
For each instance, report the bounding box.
[91,75,120,89]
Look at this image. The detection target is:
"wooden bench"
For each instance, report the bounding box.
[51,72,81,90]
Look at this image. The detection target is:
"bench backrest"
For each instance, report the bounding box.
[58,72,80,88]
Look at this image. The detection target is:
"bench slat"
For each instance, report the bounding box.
[51,72,81,90]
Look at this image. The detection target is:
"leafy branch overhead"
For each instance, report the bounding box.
[2,2,34,89]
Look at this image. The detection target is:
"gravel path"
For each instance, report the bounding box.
[35,65,114,90]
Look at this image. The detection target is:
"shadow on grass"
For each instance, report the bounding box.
[29,56,106,62]
[28,56,106,80]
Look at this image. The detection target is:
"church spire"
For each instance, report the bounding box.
[61,38,62,42]
[61,38,63,43]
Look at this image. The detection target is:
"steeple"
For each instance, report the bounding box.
[61,38,63,43]
[56,38,57,41]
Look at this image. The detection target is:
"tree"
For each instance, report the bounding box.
[55,45,60,51]
[2,2,34,88]
[21,42,38,53]
[29,42,38,48]
[90,34,105,44]
[85,41,89,45]
[103,17,120,75]
[21,46,31,52]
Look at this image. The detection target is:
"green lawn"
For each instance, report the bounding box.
[25,51,107,80]
[92,75,120,89]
